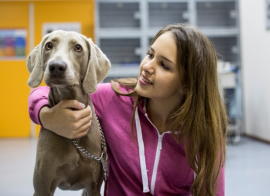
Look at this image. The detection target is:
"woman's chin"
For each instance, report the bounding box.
[135,84,149,98]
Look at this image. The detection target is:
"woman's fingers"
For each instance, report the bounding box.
[72,105,92,121]
[70,108,92,132]
[71,121,92,139]
[60,100,86,110]
[62,102,92,123]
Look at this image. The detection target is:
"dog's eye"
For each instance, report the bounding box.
[74,44,82,52]
[45,42,53,50]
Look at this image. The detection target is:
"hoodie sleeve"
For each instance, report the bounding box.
[28,86,50,126]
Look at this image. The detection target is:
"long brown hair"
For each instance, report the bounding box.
[111,24,227,196]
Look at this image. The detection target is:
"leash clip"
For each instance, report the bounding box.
[100,153,108,182]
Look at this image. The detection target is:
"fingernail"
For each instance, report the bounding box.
[79,102,85,108]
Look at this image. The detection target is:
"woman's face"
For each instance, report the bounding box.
[135,31,183,103]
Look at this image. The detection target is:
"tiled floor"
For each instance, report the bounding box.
[0,136,269,196]
[225,137,270,196]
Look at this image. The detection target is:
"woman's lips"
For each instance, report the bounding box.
[139,75,153,85]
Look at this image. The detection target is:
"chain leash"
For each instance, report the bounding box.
[71,114,107,182]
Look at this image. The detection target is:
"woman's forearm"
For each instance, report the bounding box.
[28,86,50,125]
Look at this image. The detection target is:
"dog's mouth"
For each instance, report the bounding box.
[46,80,65,87]
[45,76,79,88]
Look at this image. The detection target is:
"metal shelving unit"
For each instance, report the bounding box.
[95,0,240,75]
[95,0,242,143]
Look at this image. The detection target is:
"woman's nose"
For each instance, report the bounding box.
[142,60,155,74]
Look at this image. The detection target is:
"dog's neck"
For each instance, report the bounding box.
[48,85,89,108]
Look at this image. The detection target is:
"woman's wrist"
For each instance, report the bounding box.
[39,106,51,129]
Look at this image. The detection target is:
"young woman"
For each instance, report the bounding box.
[28,24,227,196]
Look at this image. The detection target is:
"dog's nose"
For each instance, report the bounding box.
[49,60,67,76]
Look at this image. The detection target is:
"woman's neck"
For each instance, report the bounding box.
[146,98,182,134]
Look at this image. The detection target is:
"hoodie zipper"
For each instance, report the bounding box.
[150,134,164,195]
[145,113,169,195]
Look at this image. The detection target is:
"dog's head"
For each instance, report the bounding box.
[27,30,111,94]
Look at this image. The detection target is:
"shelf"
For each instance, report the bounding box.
[199,27,239,37]
[195,0,235,2]
[96,29,142,38]
[97,0,142,2]
[219,72,236,89]
[107,65,140,77]
[147,0,188,2]
[146,27,239,39]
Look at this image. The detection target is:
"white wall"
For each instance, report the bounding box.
[239,0,270,141]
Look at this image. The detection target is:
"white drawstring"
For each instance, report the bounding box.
[135,108,150,193]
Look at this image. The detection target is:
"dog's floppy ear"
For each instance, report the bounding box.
[83,38,111,94]
[26,35,48,88]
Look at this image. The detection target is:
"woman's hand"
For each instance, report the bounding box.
[39,100,92,139]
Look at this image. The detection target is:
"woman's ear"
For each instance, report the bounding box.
[181,85,188,94]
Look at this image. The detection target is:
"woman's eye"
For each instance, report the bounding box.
[45,42,53,50]
[147,52,153,58]
[161,62,169,70]
[74,44,82,52]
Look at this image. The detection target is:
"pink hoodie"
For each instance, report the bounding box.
[28,83,224,196]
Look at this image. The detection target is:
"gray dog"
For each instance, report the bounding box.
[27,30,111,196]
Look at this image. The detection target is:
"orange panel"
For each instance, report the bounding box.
[0,2,29,28]
[0,61,31,137]
[0,2,30,137]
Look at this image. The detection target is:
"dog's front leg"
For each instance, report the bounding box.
[33,165,60,196]
[82,188,102,196]
[82,189,88,196]
[33,128,64,196]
